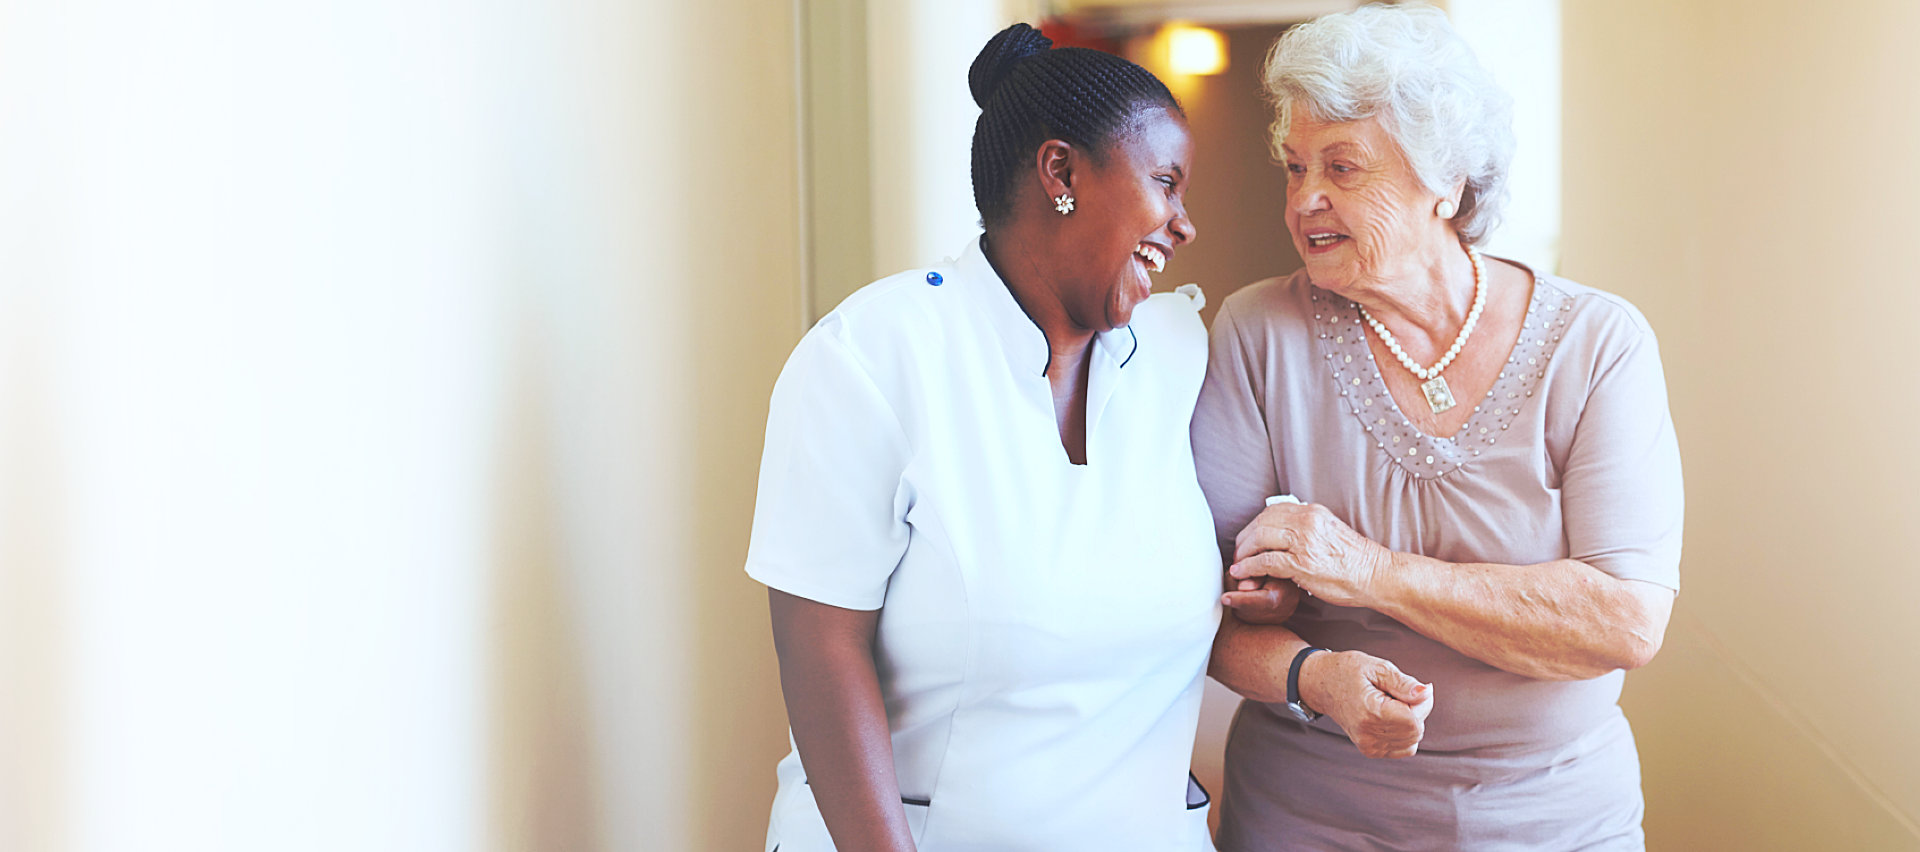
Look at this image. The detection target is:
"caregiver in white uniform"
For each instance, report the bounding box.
[746,24,1218,852]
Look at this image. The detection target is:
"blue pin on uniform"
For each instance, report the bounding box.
[925,271,943,286]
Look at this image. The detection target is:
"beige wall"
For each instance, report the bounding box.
[564,0,799,847]
[0,0,801,849]
[806,0,1046,321]
[1563,2,1920,847]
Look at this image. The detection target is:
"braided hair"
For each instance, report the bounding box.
[969,23,1182,228]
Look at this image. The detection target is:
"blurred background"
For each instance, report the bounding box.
[1,0,1916,849]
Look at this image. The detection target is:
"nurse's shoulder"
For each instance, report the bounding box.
[815,264,952,347]
[779,260,960,404]
[1125,286,1210,395]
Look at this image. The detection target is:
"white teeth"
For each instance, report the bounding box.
[1308,234,1344,247]
[1134,244,1166,273]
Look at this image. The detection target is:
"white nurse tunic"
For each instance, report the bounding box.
[746,238,1222,851]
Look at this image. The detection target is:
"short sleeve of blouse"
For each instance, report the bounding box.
[1560,306,1684,590]
[744,320,913,610]
[1192,295,1281,559]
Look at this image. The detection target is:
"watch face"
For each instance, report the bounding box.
[1286,701,1317,724]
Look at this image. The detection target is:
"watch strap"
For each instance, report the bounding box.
[1287,646,1327,717]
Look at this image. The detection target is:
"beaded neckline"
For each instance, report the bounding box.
[1310,275,1575,480]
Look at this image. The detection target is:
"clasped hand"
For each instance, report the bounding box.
[1301,650,1434,759]
[1221,501,1431,758]
[1227,501,1391,610]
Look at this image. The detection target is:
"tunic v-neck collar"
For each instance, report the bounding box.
[956,236,1139,383]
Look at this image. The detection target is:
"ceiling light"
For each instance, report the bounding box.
[1166,23,1226,76]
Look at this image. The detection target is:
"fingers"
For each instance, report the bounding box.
[1232,504,1311,562]
[1366,663,1434,725]
[1221,580,1301,624]
[1221,588,1287,611]
[1371,665,1431,707]
[1338,656,1429,760]
[1356,700,1424,759]
[1233,525,1302,563]
[1219,595,1286,626]
[1408,684,1436,723]
[1264,577,1303,611]
[1228,551,1297,581]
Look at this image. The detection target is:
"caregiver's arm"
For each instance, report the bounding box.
[769,589,916,852]
[1210,611,1433,759]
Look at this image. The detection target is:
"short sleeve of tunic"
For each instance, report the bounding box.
[1558,296,1684,590]
[745,315,912,611]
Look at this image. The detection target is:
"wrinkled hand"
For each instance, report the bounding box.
[1299,650,1433,759]
[1229,502,1392,608]
[1221,576,1303,624]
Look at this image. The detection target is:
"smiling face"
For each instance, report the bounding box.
[1056,107,1198,331]
[1281,110,1452,297]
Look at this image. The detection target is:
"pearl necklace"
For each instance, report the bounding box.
[1358,245,1486,414]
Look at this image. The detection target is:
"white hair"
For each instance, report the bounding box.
[1263,2,1514,245]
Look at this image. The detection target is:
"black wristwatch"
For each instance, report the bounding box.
[1286,646,1327,724]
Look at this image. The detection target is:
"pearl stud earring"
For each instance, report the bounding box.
[1054,193,1075,215]
[1436,199,1457,219]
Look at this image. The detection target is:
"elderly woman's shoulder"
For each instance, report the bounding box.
[1534,273,1663,354]
[1215,269,1318,329]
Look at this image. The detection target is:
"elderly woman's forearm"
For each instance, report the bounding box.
[1365,554,1673,681]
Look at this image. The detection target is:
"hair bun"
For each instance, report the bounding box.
[969,23,1052,107]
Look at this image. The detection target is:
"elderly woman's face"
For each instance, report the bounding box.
[1281,111,1442,294]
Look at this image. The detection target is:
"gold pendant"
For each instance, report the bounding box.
[1421,375,1456,414]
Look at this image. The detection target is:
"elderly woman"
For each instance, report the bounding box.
[1194,5,1683,850]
